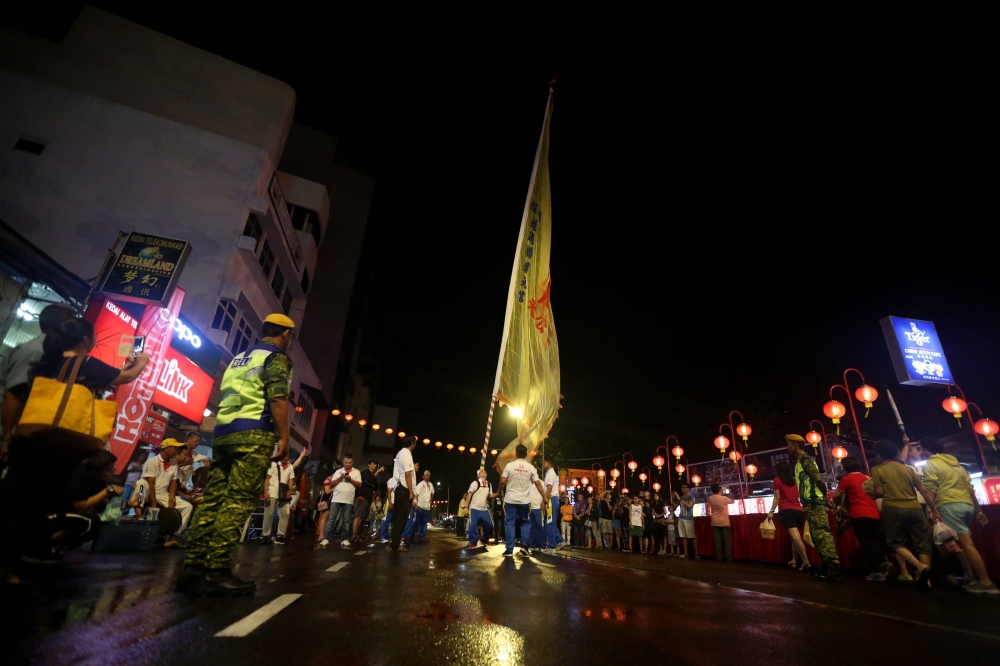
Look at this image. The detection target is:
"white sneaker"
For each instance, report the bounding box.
[341,540,351,548]
[381,538,389,544]
[319,539,329,547]
[556,542,569,550]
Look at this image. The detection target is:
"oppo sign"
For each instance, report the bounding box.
[159,308,201,348]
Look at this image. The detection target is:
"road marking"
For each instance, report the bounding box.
[354,550,367,556]
[553,552,1000,643]
[215,594,302,637]
[327,562,349,572]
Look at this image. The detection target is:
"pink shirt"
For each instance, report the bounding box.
[708,494,734,527]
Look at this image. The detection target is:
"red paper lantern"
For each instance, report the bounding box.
[435,441,442,448]
[832,446,848,461]
[729,450,742,462]
[597,469,606,478]
[491,449,498,455]
[942,397,967,425]
[358,419,367,427]
[652,482,661,491]
[628,460,638,472]
[639,472,648,482]
[469,447,476,454]
[691,474,702,486]
[457,445,465,452]
[344,414,354,421]
[446,443,454,450]
[671,446,684,460]
[610,469,620,479]
[974,418,998,443]
[823,400,846,424]
[653,455,665,470]
[736,423,752,441]
[714,435,730,451]
[855,385,878,409]
[622,488,630,494]
[609,479,617,488]
[371,423,381,430]
[582,477,591,487]
[331,409,341,416]
[805,430,822,448]
[588,486,594,493]
[571,478,579,486]
[675,463,685,478]
[745,464,757,479]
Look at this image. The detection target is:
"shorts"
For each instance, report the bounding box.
[777,509,806,532]
[612,519,621,531]
[938,502,974,536]
[630,525,643,537]
[881,505,933,555]
[353,496,371,518]
[599,518,614,534]
[678,519,696,539]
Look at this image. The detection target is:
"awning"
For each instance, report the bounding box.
[0,219,91,307]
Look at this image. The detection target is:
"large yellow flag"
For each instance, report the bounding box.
[493,90,561,470]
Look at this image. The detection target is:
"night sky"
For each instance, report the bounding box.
[14,7,999,490]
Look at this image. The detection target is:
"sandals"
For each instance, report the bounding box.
[788,560,798,569]
[799,563,812,572]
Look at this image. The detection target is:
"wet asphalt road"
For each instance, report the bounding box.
[6,529,1000,665]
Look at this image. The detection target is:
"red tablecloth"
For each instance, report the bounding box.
[694,504,1000,580]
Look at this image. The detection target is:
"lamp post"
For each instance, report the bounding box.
[827,368,874,474]
[718,410,750,497]
[655,436,679,498]
[640,466,652,495]
[591,463,606,494]
[807,419,836,476]
[674,456,691,485]
[610,461,625,499]
[945,383,989,470]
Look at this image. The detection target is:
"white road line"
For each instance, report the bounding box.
[354,550,367,556]
[326,562,349,572]
[215,594,302,638]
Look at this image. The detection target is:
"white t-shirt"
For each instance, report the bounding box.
[267,462,295,497]
[544,468,559,497]
[330,467,362,504]
[415,480,434,510]
[502,459,539,505]
[467,479,492,511]
[529,484,543,510]
[630,504,643,527]
[142,455,176,497]
[393,447,415,492]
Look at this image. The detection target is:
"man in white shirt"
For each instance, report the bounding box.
[262,453,296,545]
[542,458,565,550]
[320,453,362,548]
[390,437,417,551]
[142,439,191,547]
[184,431,211,470]
[464,469,497,549]
[498,444,546,556]
[403,470,435,544]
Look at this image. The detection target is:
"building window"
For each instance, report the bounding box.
[281,289,293,315]
[293,391,314,430]
[212,300,238,334]
[231,317,255,355]
[271,267,285,301]
[258,242,275,278]
[243,214,264,254]
[287,204,322,246]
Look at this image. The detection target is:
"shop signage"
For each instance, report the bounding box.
[268,174,303,273]
[170,313,220,376]
[100,232,191,305]
[880,316,954,386]
[108,288,184,473]
[153,344,213,424]
[139,411,168,446]
[982,477,1000,506]
[84,297,139,369]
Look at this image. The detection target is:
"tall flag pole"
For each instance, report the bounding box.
[481,80,561,472]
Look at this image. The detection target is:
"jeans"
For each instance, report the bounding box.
[545,498,563,547]
[560,520,572,542]
[468,508,494,546]
[407,507,430,542]
[381,508,393,540]
[401,506,417,540]
[325,502,353,541]
[504,503,531,551]
[712,525,733,561]
[529,508,545,548]
[262,497,289,538]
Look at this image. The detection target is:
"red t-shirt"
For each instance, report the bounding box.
[773,477,802,511]
[837,472,881,520]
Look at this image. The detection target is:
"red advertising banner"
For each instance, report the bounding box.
[109,288,184,473]
[153,344,212,424]
[84,298,139,369]
[982,477,1000,506]
[139,411,167,447]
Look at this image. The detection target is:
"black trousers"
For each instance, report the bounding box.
[391,485,411,549]
[851,517,888,572]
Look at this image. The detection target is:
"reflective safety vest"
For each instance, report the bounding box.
[214,342,291,437]
[794,453,826,506]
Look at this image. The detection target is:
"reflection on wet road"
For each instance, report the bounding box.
[5,529,999,665]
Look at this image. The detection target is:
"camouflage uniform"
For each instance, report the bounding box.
[797,452,840,569]
[185,353,292,570]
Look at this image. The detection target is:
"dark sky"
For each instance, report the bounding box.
[20,7,999,489]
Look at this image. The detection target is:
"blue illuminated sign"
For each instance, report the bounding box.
[880,316,953,386]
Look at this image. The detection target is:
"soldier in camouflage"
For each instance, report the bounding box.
[786,434,841,581]
[179,314,295,596]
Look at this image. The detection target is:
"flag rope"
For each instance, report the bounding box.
[480,395,496,470]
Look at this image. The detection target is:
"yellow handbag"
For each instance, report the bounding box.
[17,356,118,447]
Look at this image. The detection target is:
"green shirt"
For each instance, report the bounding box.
[871,461,922,509]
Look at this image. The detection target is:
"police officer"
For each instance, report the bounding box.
[181,314,295,595]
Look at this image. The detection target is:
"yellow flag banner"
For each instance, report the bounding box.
[493,91,561,472]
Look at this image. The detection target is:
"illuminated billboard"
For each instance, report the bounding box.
[152,344,213,423]
[880,316,954,386]
[84,298,139,369]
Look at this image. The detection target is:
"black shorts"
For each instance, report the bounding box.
[777,509,806,532]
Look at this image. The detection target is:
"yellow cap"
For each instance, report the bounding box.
[160,438,181,449]
[264,313,295,329]
[784,434,805,442]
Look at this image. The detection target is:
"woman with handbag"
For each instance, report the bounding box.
[767,461,811,571]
